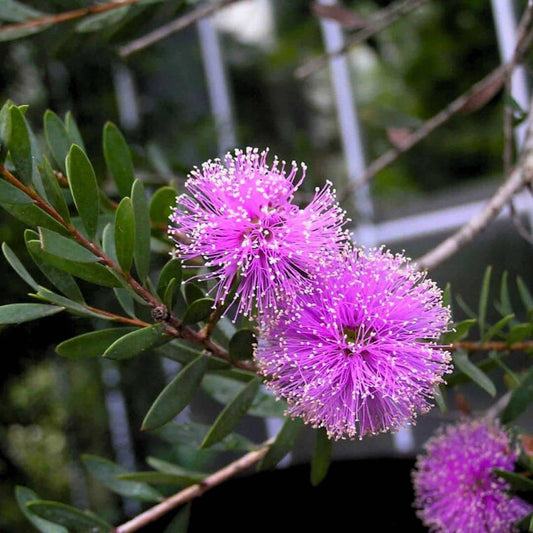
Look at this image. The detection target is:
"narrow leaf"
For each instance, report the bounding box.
[229,329,257,361]
[117,472,198,486]
[146,457,207,480]
[453,350,496,397]
[0,170,33,204]
[182,298,215,325]
[2,242,39,290]
[501,366,533,424]
[76,6,131,33]
[0,100,12,163]
[0,0,44,22]
[142,355,208,431]
[114,197,135,272]
[258,417,304,471]
[0,303,63,324]
[64,112,85,150]
[131,179,150,283]
[56,327,137,359]
[441,318,477,344]
[478,266,492,336]
[163,502,191,533]
[517,276,533,310]
[25,501,113,532]
[40,156,70,222]
[66,144,99,239]
[44,110,71,172]
[498,271,513,318]
[482,314,514,342]
[508,323,533,345]
[102,122,134,196]
[184,281,204,305]
[15,486,68,533]
[1,201,68,235]
[201,377,260,448]
[494,469,533,491]
[39,227,99,262]
[8,105,32,184]
[82,454,162,502]
[32,288,101,319]
[310,428,332,486]
[150,186,177,226]
[104,324,170,360]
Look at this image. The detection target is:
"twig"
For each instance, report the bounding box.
[415,94,533,271]
[0,0,139,33]
[452,340,533,352]
[114,438,274,532]
[118,0,241,58]
[294,0,426,80]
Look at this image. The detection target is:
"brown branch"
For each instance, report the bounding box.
[452,340,533,352]
[114,438,274,533]
[415,94,533,270]
[0,0,139,33]
[295,0,426,80]
[118,0,242,58]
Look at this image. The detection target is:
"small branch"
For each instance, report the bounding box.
[415,94,533,271]
[452,340,533,352]
[0,0,139,33]
[118,0,241,58]
[114,438,273,533]
[295,0,426,80]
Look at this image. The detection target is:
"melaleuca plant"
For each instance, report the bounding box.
[0,102,532,532]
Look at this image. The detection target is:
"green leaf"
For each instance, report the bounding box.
[0,24,50,41]
[153,422,257,451]
[150,185,177,226]
[2,241,39,290]
[64,112,85,150]
[15,486,68,533]
[142,355,208,431]
[56,327,137,359]
[104,324,170,360]
[494,468,533,491]
[184,281,205,305]
[0,303,63,324]
[82,454,163,502]
[8,105,32,184]
[0,170,33,204]
[311,428,332,486]
[182,298,215,325]
[482,313,514,342]
[117,472,198,486]
[25,501,112,532]
[0,100,12,163]
[66,144,99,239]
[114,197,135,272]
[453,350,496,397]
[32,287,101,319]
[501,366,533,424]
[40,156,70,223]
[155,341,213,367]
[201,377,260,448]
[157,258,183,299]
[478,266,492,336]
[26,240,121,287]
[202,374,286,418]
[498,271,513,317]
[102,122,134,196]
[163,502,191,533]
[44,110,71,173]
[76,6,131,32]
[229,329,257,361]
[441,318,477,344]
[146,457,207,481]
[508,323,533,345]
[517,276,533,310]
[163,277,179,310]
[258,417,304,471]
[1,200,68,235]
[131,179,151,284]
[38,227,99,262]
[114,288,137,318]
[0,1,44,22]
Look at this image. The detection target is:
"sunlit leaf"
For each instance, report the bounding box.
[103,324,170,360]
[102,121,134,196]
[201,377,260,448]
[142,355,208,431]
[0,303,63,324]
[82,454,162,502]
[56,327,137,359]
[66,144,99,239]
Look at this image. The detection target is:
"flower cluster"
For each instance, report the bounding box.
[169,147,452,439]
[412,418,532,533]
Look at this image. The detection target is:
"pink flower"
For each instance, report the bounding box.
[412,417,532,532]
[168,147,348,317]
[255,246,452,440]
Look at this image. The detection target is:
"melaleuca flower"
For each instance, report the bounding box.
[168,147,349,317]
[255,246,452,440]
[412,418,533,533]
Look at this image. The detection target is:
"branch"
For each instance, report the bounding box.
[118,0,241,58]
[452,340,533,352]
[294,0,426,80]
[0,0,139,33]
[114,438,273,533]
[415,94,533,271]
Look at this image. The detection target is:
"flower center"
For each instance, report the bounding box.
[342,325,375,357]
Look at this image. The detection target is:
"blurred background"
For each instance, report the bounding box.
[1,0,533,531]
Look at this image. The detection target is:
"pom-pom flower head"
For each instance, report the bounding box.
[255,246,452,440]
[412,418,533,533]
[168,147,348,317]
